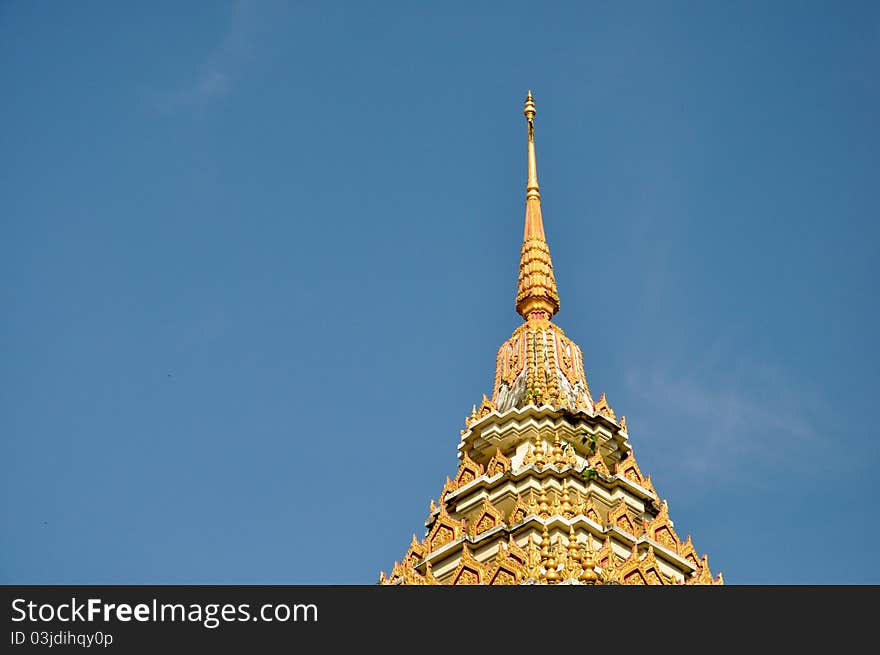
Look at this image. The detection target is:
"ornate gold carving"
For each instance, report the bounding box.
[680,535,699,568]
[453,569,478,585]
[430,525,455,552]
[525,435,546,467]
[645,501,681,552]
[557,479,575,519]
[624,570,647,585]
[527,488,539,516]
[424,561,439,585]
[426,505,461,553]
[450,543,483,585]
[536,479,552,519]
[475,394,496,424]
[525,533,542,579]
[640,546,667,585]
[486,541,526,585]
[508,493,531,525]
[686,554,723,585]
[616,515,634,534]
[404,534,426,566]
[619,544,643,585]
[587,449,610,476]
[535,331,548,405]
[554,538,571,580]
[544,331,562,405]
[563,525,582,580]
[516,93,560,321]
[539,525,560,583]
[506,535,528,566]
[600,539,622,585]
[597,536,613,566]
[613,544,673,586]
[594,392,616,420]
[497,333,526,389]
[579,535,600,584]
[608,499,635,536]
[490,568,516,585]
[470,497,506,537]
[615,453,647,488]
[463,394,498,431]
[552,435,565,465]
[386,556,430,586]
[454,451,484,488]
[494,322,594,412]
[439,476,456,504]
[486,448,511,477]
[517,236,559,320]
[402,561,427,585]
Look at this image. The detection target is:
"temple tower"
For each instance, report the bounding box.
[380,93,722,586]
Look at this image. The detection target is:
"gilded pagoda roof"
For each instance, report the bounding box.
[380,93,722,587]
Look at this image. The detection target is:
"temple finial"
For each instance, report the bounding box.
[516,91,560,321]
[524,91,538,201]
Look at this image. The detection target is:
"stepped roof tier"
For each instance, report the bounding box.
[380,93,722,586]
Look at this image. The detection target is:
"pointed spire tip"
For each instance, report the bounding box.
[516,92,559,321]
[524,91,536,121]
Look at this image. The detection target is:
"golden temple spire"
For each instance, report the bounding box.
[516,91,560,321]
[525,91,541,208]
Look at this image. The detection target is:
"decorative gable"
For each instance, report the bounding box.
[486,448,511,477]
[608,499,636,536]
[615,453,646,487]
[485,541,526,585]
[645,501,681,552]
[450,544,483,585]
[426,505,462,553]
[454,451,484,488]
[470,497,506,537]
[594,392,616,420]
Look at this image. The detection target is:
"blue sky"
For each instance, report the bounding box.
[2,1,878,584]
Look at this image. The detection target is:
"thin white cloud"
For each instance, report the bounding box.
[152,0,264,114]
[624,345,823,491]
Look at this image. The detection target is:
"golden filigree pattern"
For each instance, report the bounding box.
[492,322,594,411]
[470,497,506,537]
[686,554,723,585]
[404,534,426,566]
[615,453,647,488]
[645,501,681,552]
[608,499,635,536]
[587,449,610,477]
[426,505,461,553]
[505,535,528,566]
[508,493,531,525]
[486,448,511,477]
[454,451,484,488]
[450,544,483,586]
[486,541,526,585]
[594,392,616,420]
[679,535,700,568]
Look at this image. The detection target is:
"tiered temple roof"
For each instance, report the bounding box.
[380,93,722,586]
